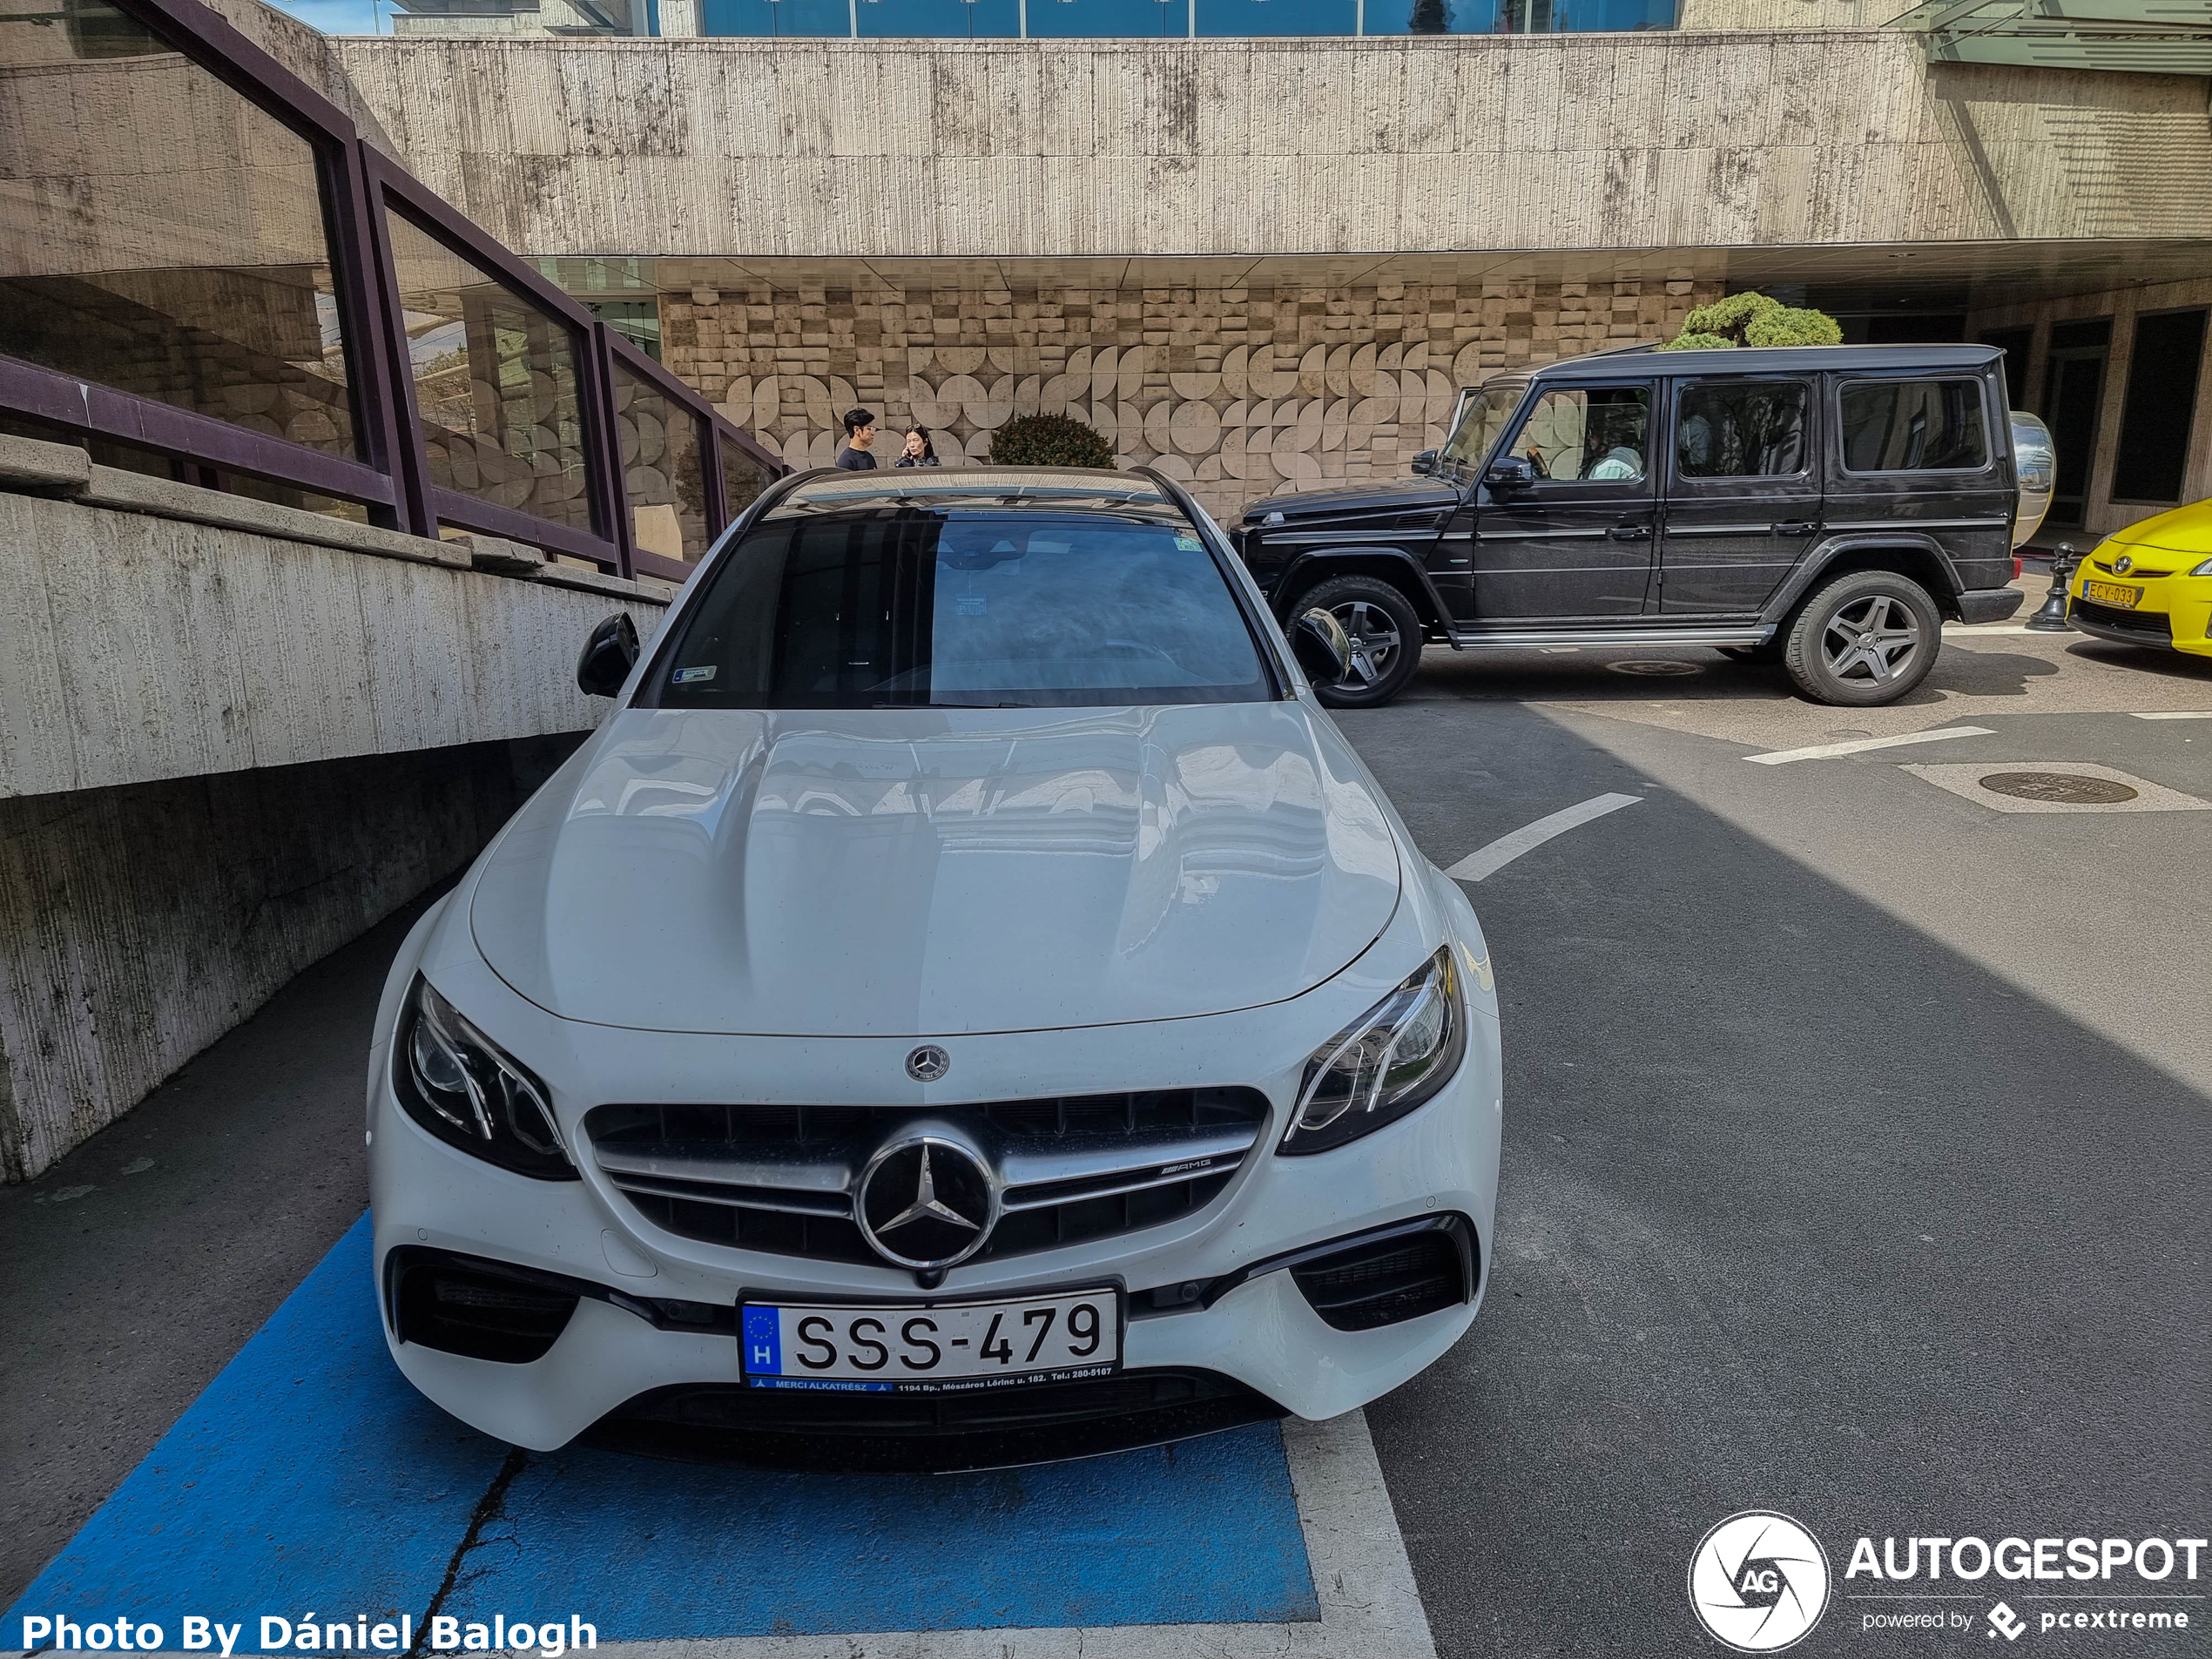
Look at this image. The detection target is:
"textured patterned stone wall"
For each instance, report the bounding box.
[665,276,1722,517]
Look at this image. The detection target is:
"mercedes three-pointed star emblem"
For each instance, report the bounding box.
[880,1145,980,1238]
[855,1134,998,1271]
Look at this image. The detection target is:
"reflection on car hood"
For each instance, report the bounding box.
[1244,476,1458,523]
[2103,499,2212,559]
[469,703,1403,1035]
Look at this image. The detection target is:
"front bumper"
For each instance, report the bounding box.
[368,898,1503,1456]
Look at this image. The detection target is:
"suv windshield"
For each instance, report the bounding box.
[1439,382,1525,473]
[647,508,1273,709]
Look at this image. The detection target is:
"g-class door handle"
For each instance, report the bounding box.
[1777,519,1818,536]
[1608,523,1652,541]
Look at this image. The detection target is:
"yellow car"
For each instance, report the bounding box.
[2067,498,2212,657]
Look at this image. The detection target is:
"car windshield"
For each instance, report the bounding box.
[1438,382,1526,472]
[646,507,1273,709]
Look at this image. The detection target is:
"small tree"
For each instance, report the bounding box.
[1660,291,1842,351]
[1410,0,1449,31]
[988,415,1115,469]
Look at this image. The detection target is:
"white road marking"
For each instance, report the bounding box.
[1444,792,1642,883]
[1744,726,1993,766]
[1941,624,2040,634]
[2130,711,2212,720]
[585,1412,1437,1659]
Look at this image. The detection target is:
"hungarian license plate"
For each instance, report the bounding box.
[2082,580,2141,608]
[740,1288,1121,1393]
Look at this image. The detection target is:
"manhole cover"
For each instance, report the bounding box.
[1608,660,1703,677]
[1979,771,2140,805]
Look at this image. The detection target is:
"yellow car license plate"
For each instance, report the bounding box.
[2082,580,2141,608]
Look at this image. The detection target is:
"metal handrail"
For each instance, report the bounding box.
[0,0,787,578]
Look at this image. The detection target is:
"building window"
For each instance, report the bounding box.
[1838,380,1987,473]
[0,0,361,463]
[385,210,594,536]
[2112,309,2207,506]
[612,361,709,563]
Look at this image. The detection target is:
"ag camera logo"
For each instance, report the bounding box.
[1689,1511,1832,1652]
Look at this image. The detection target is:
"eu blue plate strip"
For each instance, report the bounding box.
[7,1217,1317,1643]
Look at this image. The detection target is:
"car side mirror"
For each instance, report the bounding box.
[1291,607,1354,685]
[577,611,639,698]
[1410,450,1437,475]
[1483,455,1536,492]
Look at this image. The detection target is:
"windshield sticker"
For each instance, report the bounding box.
[671,665,718,684]
[954,594,988,616]
[1174,533,1203,550]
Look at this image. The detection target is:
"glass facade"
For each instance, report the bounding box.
[698,0,1672,35]
[0,0,360,462]
[612,360,710,563]
[385,210,595,536]
[722,440,772,534]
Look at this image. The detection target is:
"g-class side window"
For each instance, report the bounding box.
[1838,379,1989,473]
[1676,381,1811,478]
[1504,385,1650,482]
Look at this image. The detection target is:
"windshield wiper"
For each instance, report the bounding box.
[870,700,1034,710]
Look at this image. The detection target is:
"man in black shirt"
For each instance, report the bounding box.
[834,408,880,469]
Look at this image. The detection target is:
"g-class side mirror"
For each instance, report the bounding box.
[1291,607,1355,685]
[1410,449,1438,475]
[577,611,639,698]
[1483,455,1536,492]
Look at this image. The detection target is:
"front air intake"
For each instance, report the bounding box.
[388,1248,580,1364]
[1287,1216,1476,1332]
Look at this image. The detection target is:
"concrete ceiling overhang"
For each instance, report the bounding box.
[644,239,2212,308]
[1889,0,2212,74]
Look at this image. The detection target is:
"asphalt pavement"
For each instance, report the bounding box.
[4,617,2208,1656]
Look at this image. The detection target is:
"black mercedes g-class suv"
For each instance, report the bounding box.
[1232,343,2046,708]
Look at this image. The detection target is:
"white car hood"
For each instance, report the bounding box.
[469,702,1402,1036]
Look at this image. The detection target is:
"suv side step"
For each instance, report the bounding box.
[1445,624,1776,650]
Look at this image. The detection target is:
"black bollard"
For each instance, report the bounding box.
[2025,541,2079,632]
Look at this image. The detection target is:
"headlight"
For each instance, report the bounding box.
[393,977,576,1180]
[1279,948,1464,1156]
[2191,558,2212,577]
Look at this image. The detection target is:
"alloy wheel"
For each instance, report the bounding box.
[1331,600,1403,686]
[1820,593,1922,683]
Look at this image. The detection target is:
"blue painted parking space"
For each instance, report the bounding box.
[8,1218,1317,1645]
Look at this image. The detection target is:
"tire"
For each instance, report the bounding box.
[1291,575,1426,709]
[1781,570,1943,706]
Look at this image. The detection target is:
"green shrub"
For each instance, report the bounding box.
[1659,291,1841,351]
[1745,306,1844,347]
[988,414,1115,469]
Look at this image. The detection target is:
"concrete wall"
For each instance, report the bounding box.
[0,736,578,1184]
[0,471,664,801]
[672,273,1722,517]
[1967,275,2212,540]
[0,448,671,1180]
[323,34,2212,260]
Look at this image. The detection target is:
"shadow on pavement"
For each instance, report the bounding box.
[1341,700,2210,1658]
[0,887,447,1603]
